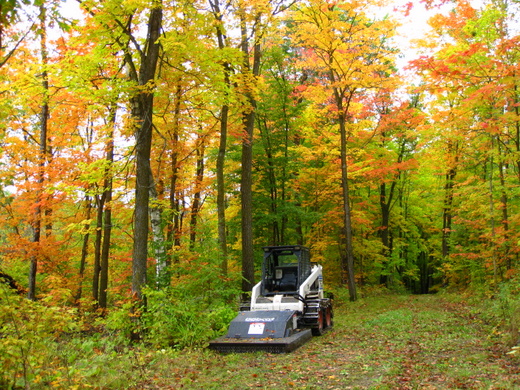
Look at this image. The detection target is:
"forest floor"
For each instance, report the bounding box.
[126,293,520,390]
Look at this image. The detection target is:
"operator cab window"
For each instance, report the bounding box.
[263,250,299,294]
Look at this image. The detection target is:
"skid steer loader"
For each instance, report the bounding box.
[208,245,333,353]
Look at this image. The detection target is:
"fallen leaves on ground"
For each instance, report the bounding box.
[132,294,520,389]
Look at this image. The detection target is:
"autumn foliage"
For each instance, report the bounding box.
[0,0,519,334]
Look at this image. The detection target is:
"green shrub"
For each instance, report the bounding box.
[469,279,520,349]
[0,285,79,389]
[140,287,237,349]
[495,280,520,347]
[101,270,240,350]
[137,255,241,349]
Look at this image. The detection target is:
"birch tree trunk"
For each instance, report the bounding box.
[149,172,168,288]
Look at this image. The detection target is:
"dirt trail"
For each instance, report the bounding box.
[137,294,520,389]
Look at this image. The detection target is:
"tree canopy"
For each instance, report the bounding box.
[0,0,519,307]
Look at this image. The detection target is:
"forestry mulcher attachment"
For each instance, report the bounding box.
[209,245,333,353]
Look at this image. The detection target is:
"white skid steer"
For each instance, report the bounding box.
[209,245,333,353]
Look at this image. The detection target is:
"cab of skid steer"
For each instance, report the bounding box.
[261,245,312,296]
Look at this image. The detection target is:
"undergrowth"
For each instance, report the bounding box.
[104,286,237,349]
[472,278,520,349]
[1,283,519,389]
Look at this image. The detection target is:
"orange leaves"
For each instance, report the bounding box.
[361,158,418,182]
[401,2,414,17]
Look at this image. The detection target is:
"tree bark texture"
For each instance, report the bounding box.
[28,4,49,301]
[241,110,255,293]
[338,111,357,302]
[131,4,162,301]
[75,196,92,303]
[98,109,115,308]
[211,0,230,276]
[189,140,205,248]
[149,173,168,288]
[239,13,261,293]
[167,83,182,260]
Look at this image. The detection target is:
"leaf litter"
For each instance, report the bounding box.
[131,294,520,389]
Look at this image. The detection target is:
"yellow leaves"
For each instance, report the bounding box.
[139,78,157,93]
[65,219,93,235]
[78,159,112,186]
[234,0,273,20]
[121,0,150,12]
[234,71,262,107]
[293,0,398,96]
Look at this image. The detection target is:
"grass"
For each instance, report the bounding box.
[123,292,519,390]
[4,291,519,389]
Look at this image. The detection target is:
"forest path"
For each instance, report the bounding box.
[137,293,520,389]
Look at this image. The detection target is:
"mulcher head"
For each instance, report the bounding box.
[208,329,312,353]
[208,310,312,353]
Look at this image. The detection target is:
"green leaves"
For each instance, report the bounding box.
[0,285,79,388]
[0,0,31,25]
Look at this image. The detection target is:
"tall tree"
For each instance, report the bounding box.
[98,105,115,309]
[209,0,231,276]
[77,0,164,301]
[28,3,50,301]
[130,2,163,301]
[236,0,295,293]
[238,5,260,293]
[255,43,307,246]
[293,0,397,301]
[412,0,520,286]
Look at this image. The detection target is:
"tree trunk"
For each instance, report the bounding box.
[98,108,115,309]
[442,141,458,258]
[189,140,205,248]
[150,172,169,288]
[239,15,261,293]
[442,168,456,258]
[217,101,229,275]
[75,196,92,303]
[488,148,497,288]
[131,4,163,301]
[378,182,391,286]
[99,192,112,308]
[167,83,182,260]
[378,169,398,286]
[338,109,357,302]
[210,0,230,276]
[497,143,511,272]
[28,4,49,301]
[241,109,255,293]
[92,194,104,303]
